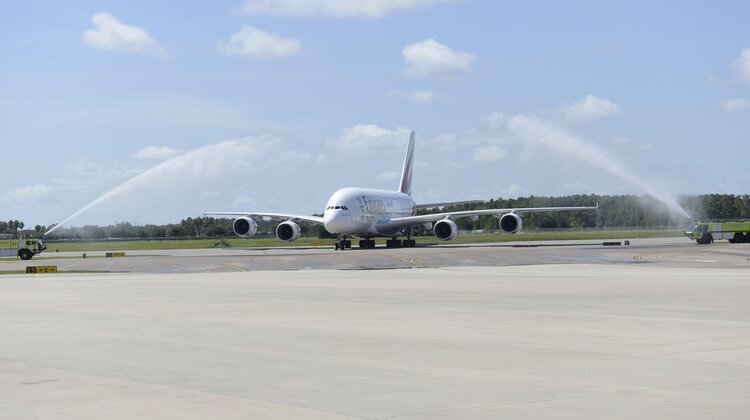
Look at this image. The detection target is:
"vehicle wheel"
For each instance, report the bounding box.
[18,249,33,260]
[334,243,339,250]
[736,233,747,243]
[698,233,713,245]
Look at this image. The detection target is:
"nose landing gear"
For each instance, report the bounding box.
[334,238,352,250]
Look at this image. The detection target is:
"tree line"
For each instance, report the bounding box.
[4,193,749,240]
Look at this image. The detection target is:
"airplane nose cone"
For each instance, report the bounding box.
[324,211,345,234]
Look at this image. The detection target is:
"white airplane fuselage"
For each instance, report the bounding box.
[323,187,416,237]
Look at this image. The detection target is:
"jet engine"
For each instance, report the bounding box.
[276,221,301,242]
[499,213,523,234]
[433,219,458,241]
[233,217,258,237]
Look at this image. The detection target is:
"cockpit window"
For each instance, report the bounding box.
[342,206,348,210]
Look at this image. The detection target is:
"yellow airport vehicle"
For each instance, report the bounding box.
[684,221,750,245]
[0,238,47,260]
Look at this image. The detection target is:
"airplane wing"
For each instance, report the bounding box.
[414,200,484,210]
[378,205,597,232]
[204,212,324,225]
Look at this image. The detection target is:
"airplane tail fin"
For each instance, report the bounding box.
[398,131,415,196]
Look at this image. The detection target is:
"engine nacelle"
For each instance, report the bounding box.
[276,221,301,242]
[433,219,458,241]
[499,213,523,234]
[233,217,258,237]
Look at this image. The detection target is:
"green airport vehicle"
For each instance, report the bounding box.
[684,221,750,245]
[0,238,47,260]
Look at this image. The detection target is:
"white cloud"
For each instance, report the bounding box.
[240,0,459,18]
[559,95,623,121]
[81,12,163,55]
[732,48,750,85]
[2,184,50,203]
[52,161,145,195]
[608,137,654,151]
[431,132,484,152]
[432,133,460,151]
[387,89,440,104]
[402,38,475,79]
[480,112,506,129]
[131,146,180,160]
[377,171,400,180]
[503,183,524,196]
[219,26,301,59]
[473,145,506,163]
[333,124,412,153]
[722,98,750,112]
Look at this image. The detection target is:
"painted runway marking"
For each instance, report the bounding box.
[375,252,417,265]
[223,263,249,272]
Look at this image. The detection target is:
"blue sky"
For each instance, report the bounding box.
[1,0,749,227]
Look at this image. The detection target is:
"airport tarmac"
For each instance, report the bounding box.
[2,238,750,419]
[2,237,750,273]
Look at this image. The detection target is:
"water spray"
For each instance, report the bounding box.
[505,115,691,219]
[45,137,275,236]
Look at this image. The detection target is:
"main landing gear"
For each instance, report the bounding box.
[358,239,376,249]
[336,235,416,250]
[334,237,352,250]
[392,228,416,248]
[385,238,416,248]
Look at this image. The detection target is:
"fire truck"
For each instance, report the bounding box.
[0,238,47,260]
[684,221,750,245]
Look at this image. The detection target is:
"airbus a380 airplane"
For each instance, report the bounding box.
[205,131,596,250]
